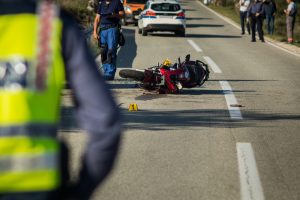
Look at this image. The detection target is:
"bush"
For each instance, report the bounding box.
[57,0,93,24]
[57,0,99,56]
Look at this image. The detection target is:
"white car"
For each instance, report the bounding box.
[137,0,186,37]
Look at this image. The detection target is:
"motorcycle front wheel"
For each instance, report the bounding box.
[119,69,145,82]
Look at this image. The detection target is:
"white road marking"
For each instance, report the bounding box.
[237,143,265,200]
[219,81,243,120]
[266,41,300,58]
[196,0,240,29]
[196,0,300,58]
[203,56,222,73]
[187,39,203,52]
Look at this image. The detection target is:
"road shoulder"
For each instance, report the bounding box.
[197,0,300,57]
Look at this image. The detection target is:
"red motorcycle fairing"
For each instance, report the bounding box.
[159,67,185,93]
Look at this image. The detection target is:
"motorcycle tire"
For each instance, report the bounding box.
[119,69,145,82]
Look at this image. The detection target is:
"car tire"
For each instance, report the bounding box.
[138,27,142,34]
[142,28,148,36]
[175,31,185,37]
[180,31,186,37]
[121,19,128,26]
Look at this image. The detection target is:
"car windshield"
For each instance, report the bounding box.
[126,0,147,4]
[151,3,181,12]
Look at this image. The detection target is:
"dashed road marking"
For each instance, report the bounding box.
[203,56,222,73]
[219,81,243,120]
[237,143,265,200]
[187,39,203,52]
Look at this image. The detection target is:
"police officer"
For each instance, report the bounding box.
[247,0,265,42]
[0,0,121,199]
[93,0,124,80]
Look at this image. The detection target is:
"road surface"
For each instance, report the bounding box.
[59,1,300,200]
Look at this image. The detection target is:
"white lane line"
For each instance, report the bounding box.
[187,39,203,52]
[219,81,243,120]
[203,56,222,73]
[237,143,265,200]
[266,41,300,58]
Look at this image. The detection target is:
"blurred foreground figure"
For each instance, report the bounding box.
[0,0,121,199]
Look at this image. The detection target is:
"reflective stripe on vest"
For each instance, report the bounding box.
[0,0,65,193]
[0,136,60,193]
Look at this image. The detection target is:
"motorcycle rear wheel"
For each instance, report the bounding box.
[119,69,145,82]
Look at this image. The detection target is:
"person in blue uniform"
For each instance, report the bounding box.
[93,0,124,80]
[247,0,265,42]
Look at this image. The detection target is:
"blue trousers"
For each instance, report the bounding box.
[100,27,119,79]
[266,15,275,35]
[240,11,250,34]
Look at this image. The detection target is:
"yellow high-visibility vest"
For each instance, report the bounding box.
[0,0,65,193]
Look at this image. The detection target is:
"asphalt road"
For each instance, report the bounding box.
[59,1,300,200]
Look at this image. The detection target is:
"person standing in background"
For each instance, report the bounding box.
[284,0,297,43]
[240,0,251,35]
[247,0,265,42]
[264,0,277,35]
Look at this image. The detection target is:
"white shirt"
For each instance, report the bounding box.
[287,1,296,15]
[240,0,250,12]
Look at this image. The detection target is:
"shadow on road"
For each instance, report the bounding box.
[209,79,277,82]
[184,9,199,11]
[59,105,300,132]
[186,34,242,39]
[108,83,138,89]
[186,17,212,20]
[147,32,178,37]
[117,28,137,68]
[186,24,224,28]
[121,109,300,130]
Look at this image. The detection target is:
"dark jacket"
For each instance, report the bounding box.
[0,0,121,199]
[247,1,265,18]
[98,0,124,25]
[263,0,277,17]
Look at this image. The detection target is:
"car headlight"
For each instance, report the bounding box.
[124,6,132,13]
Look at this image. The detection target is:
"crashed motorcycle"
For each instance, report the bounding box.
[119,54,210,94]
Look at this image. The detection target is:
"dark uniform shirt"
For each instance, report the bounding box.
[247,1,265,17]
[263,0,277,17]
[0,0,121,199]
[98,0,124,25]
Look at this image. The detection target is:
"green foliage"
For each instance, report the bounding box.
[57,0,92,24]
[57,0,99,55]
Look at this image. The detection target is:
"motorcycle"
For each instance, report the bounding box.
[119,54,210,94]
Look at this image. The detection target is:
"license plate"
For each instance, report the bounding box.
[134,15,139,19]
[159,15,173,19]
